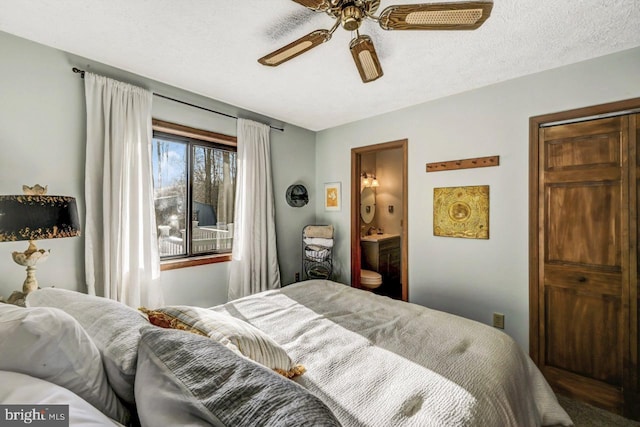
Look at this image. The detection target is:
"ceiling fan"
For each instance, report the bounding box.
[258,0,493,83]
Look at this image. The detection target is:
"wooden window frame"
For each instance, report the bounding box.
[152,119,236,271]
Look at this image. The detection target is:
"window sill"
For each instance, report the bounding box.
[160,254,232,271]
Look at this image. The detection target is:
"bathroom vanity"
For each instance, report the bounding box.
[361,234,401,298]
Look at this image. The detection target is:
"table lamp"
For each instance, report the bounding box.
[0,185,80,295]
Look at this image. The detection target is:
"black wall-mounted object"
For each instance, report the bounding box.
[286,184,309,207]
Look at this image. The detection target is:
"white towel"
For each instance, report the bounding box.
[304,225,334,239]
[303,237,334,248]
[305,248,330,262]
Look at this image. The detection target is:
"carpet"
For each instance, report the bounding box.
[557,394,640,427]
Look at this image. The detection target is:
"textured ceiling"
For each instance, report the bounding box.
[1,1,639,131]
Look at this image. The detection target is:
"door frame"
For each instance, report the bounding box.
[351,139,409,301]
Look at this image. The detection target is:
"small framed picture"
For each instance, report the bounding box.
[324,182,341,211]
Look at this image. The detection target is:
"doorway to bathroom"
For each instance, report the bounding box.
[351,139,408,301]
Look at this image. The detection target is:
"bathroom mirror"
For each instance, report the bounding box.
[360,187,375,224]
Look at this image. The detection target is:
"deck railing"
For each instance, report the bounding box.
[158,223,234,257]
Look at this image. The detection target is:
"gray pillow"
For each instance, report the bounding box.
[135,326,341,427]
[26,288,148,405]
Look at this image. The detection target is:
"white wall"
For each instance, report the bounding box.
[0,31,316,306]
[315,46,640,350]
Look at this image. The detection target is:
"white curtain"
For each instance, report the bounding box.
[84,72,164,308]
[228,119,281,300]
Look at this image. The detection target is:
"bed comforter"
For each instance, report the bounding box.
[212,280,572,427]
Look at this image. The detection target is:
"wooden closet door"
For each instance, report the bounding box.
[538,116,629,413]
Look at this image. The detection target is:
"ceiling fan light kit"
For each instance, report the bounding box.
[259,0,493,83]
[341,5,365,30]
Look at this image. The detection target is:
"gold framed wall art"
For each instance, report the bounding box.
[324,182,341,211]
[433,185,489,239]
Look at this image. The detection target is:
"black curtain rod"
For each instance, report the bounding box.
[72,68,284,132]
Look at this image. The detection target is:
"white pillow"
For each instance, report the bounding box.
[0,304,129,425]
[140,305,305,378]
[26,287,149,405]
[0,370,124,426]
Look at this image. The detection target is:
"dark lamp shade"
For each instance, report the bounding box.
[0,195,81,242]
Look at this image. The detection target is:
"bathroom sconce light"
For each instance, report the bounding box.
[362,173,379,188]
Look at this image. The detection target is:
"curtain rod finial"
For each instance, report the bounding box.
[72,67,85,78]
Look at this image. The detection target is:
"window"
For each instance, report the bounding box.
[151,120,237,268]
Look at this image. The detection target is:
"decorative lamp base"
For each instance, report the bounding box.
[11,240,50,294]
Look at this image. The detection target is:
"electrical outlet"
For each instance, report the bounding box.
[493,312,505,329]
[294,272,300,282]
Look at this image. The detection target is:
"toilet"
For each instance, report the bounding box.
[360,269,382,290]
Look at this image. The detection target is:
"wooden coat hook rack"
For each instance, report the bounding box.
[426,155,500,172]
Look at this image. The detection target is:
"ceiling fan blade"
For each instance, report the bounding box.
[258,29,332,67]
[291,0,331,12]
[349,35,383,83]
[378,1,493,31]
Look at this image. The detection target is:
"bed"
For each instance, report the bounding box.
[213,280,572,427]
[1,279,572,426]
